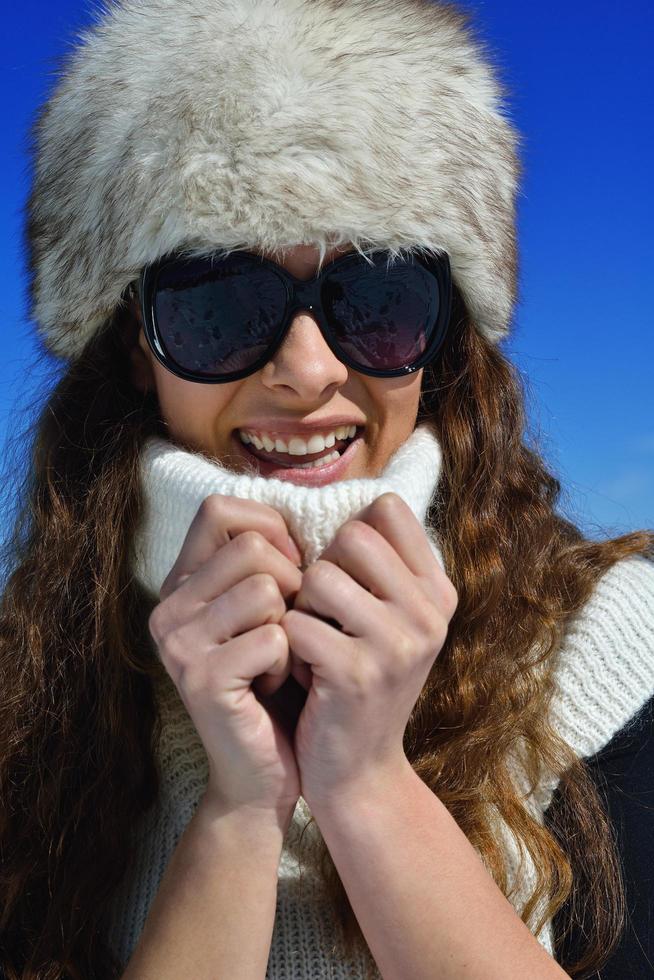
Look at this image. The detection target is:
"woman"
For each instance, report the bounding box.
[1,0,652,977]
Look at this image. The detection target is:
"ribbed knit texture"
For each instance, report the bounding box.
[100,425,654,975]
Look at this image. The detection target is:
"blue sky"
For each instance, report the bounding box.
[2,1,652,540]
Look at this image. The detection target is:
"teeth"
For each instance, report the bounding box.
[286,436,312,456]
[238,424,358,456]
[286,450,342,469]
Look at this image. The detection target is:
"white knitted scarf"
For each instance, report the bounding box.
[131,421,445,602]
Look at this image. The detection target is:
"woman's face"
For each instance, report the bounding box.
[128,243,424,485]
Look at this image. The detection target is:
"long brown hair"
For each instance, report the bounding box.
[1,288,652,978]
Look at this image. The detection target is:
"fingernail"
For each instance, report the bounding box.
[288,534,302,565]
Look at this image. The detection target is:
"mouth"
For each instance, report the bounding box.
[231,426,365,486]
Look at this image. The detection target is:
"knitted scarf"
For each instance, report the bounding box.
[131,421,445,602]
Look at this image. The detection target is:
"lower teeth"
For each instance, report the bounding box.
[242,435,357,469]
[286,449,341,469]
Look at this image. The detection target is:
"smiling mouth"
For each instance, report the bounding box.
[235,427,363,468]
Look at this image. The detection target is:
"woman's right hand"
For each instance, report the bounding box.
[147,494,304,828]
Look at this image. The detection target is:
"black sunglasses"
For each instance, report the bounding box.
[131,247,452,384]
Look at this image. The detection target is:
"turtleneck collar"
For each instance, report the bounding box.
[131,421,445,602]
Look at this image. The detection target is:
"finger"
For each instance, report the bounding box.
[250,643,293,699]
[292,560,380,640]
[282,608,351,683]
[320,518,418,607]
[351,492,450,594]
[165,533,302,611]
[158,616,289,696]
[209,622,291,693]
[153,570,288,665]
[161,494,301,600]
[198,571,289,644]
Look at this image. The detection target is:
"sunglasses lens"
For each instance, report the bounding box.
[153,255,286,377]
[322,255,442,371]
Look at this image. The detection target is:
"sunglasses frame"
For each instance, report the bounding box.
[132,247,452,384]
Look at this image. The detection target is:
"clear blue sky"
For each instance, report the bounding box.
[2,1,652,540]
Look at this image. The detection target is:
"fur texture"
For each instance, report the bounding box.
[25,0,522,360]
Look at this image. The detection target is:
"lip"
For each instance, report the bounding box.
[232,430,364,486]
[236,416,366,436]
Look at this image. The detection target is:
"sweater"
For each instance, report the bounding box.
[546,690,654,976]
[100,423,654,976]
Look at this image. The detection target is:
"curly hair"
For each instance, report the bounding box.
[0,287,652,978]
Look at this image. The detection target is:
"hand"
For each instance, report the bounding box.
[280,492,458,811]
[148,494,304,829]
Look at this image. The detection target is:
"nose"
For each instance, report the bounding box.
[260,309,349,397]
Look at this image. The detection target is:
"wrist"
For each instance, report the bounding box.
[196,792,298,843]
[304,756,417,824]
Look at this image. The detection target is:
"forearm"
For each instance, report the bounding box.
[309,764,568,980]
[121,798,288,980]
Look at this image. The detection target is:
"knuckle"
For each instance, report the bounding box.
[197,493,225,524]
[389,629,419,672]
[158,624,192,669]
[234,528,267,558]
[443,581,459,618]
[263,622,289,650]
[412,598,441,641]
[345,651,377,699]
[304,559,337,589]
[369,492,405,519]
[336,519,373,549]
[148,604,167,645]
[249,572,281,605]
[397,628,418,658]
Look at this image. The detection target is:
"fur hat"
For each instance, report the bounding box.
[24,0,522,361]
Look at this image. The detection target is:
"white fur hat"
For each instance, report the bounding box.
[25,0,522,361]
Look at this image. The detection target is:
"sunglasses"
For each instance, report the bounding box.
[130,247,452,384]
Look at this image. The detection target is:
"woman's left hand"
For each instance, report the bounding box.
[280,492,458,811]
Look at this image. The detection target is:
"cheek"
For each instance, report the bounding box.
[367,371,423,418]
[151,364,228,436]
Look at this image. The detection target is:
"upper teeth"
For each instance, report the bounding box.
[238,424,358,455]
